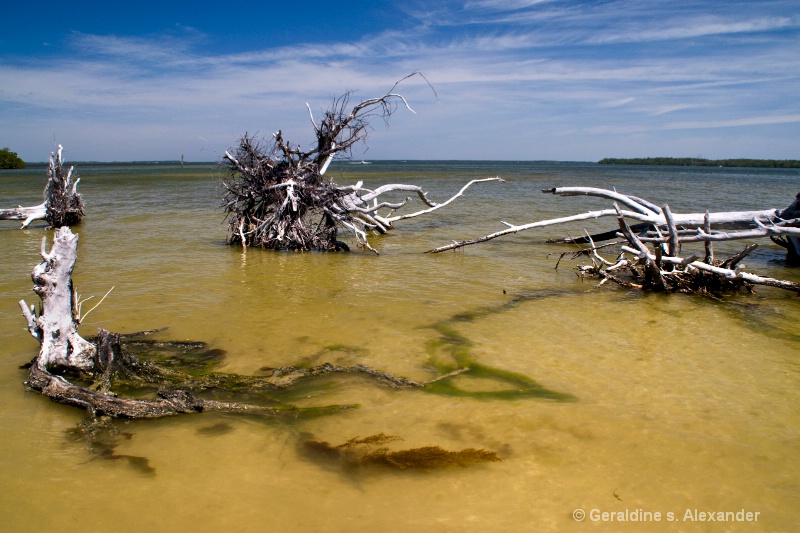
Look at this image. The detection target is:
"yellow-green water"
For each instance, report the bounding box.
[1,161,798,531]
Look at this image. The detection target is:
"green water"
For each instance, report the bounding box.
[1,161,799,531]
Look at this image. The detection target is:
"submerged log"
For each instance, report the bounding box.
[301,432,502,471]
[0,145,84,228]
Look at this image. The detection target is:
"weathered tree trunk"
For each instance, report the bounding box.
[18,228,457,420]
[19,228,95,371]
[429,187,800,254]
[0,203,48,228]
[0,145,84,228]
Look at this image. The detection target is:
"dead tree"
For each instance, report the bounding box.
[427,187,800,295]
[20,227,503,421]
[0,145,84,228]
[222,74,500,253]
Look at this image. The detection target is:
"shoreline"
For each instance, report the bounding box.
[599,157,800,168]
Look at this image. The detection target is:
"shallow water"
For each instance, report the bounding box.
[1,161,799,532]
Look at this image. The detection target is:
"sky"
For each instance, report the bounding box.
[1,0,799,162]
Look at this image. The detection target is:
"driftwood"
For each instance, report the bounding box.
[222,74,500,253]
[0,145,84,228]
[427,187,800,295]
[545,189,800,262]
[20,228,497,421]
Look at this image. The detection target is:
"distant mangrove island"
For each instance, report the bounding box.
[598,157,800,168]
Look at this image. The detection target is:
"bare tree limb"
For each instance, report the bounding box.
[427,187,798,254]
[429,186,800,295]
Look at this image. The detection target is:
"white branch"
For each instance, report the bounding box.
[306,102,320,134]
[18,300,40,340]
[358,184,438,206]
[386,177,504,223]
[429,186,796,253]
[545,187,660,216]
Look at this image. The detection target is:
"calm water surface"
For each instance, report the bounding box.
[1,161,799,532]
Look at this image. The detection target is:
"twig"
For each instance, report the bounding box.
[78,286,115,324]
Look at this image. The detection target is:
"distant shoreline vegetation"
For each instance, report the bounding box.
[598,157,800,168]
[0,148,25,169]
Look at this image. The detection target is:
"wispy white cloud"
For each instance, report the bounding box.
[665,114,800,129]
[651,104,705,116]
[71,33,188,60]
[599,97,636,108]
[588,16,797,44]
[415,0,800,48]
[465,0,555,8]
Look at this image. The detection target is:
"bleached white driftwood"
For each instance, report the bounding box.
[427,186,799,254]
[13,229,458,421]
[18,227,96,371]
[385,177,504,223]
[617,245,799,292]
[0,145,83,228]
[308,178,503,253]
[0,203,47,229]
[427,186,799,294]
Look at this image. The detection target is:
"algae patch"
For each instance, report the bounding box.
[66,417,155,475]
[301,432,503,471]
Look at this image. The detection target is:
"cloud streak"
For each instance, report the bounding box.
[665,114,800,129]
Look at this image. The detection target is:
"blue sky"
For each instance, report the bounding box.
[2,0,798,162]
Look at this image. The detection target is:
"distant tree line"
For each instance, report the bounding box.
[598,157,800,168]
[0,147,26,169]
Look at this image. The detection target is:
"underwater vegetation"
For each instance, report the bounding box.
[59,288,574,472]
[422,289,576,401]
[196,422,236,436]
[300,432,503,471]
[66,417,155,475]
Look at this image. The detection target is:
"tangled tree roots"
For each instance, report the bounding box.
[16,228,435,422]
[0,145,84,228]
[222,74,501,253]
[16,227,569,473]
[19,227,556,426]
